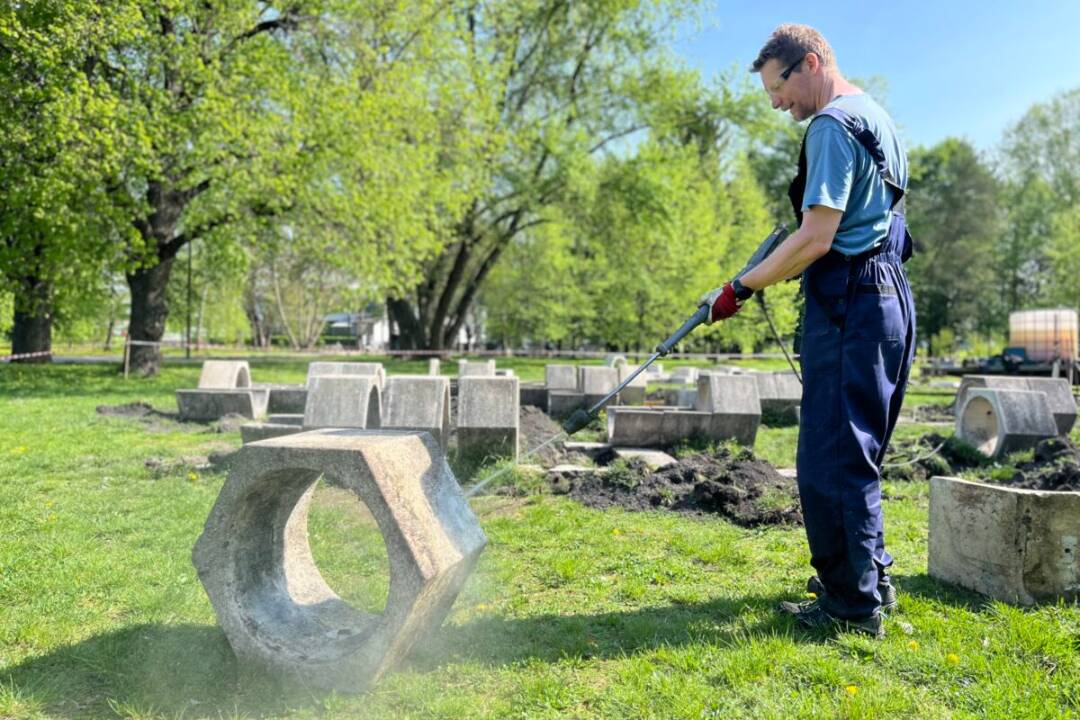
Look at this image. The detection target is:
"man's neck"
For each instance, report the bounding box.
[815,72,862,111]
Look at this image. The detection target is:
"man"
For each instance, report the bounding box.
[701,24,916,637]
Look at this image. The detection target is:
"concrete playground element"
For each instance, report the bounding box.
[547,390,585,418]
[605,354,628,369]
[266,386,307,414]
[670,367,699,385]
[193,430,487,692]
[519,383,549,409]
[607,402,759,448]
[616,365,647,405]
[929,475,1080,605]
[198,360,251,389]
[579,366,619,408]
[428,358,441,376]
[307,362,386,390]
[458,359,496,377]
[664,388,697,408]
[956,389,1058,460]
[382,376,451,450]
[240,422,302,444]
[545,364,579,390]
[754,372,802,419]
[613,448,677,470]
[268,414,303,426]
[695,374,761,446]
[956,376,1077,436]
[457,377,519,461]
[176,388,269,422]
[303,376,382,430]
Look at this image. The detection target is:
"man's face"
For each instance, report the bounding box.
[760,56,814,122]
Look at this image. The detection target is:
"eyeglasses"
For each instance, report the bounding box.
[779,56,805,82]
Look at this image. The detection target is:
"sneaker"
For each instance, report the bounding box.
[777,598,885,639]
[807,575,898,613]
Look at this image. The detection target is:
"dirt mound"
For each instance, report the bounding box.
[559,446,802,527]
[518,405,568,466]
[1004,438,1080,491]
[97,402,164,418]
[881,432,988,482]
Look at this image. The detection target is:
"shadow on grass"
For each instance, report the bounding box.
[4,594,823,716]
[893,572,996,612]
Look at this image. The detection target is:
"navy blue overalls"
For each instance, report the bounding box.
[789,107,917,620]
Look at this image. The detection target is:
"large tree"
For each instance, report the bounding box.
[906,139,1002,355]
[386,0,715,349]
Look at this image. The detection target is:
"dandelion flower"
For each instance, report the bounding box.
[908,640,919,651]
[945,652,960,665]
[187,471,199,483]
[844,685,858,696]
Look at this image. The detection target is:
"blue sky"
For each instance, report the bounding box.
[674,1,1080,152]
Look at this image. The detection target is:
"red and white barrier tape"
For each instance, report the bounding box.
[1,349,53,362]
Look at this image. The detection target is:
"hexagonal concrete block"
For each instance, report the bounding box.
[198,361,251,389]
[754,372,801,419]
[265,385,308,414]
[695,374,761,446]
[382,376,451,450]
[193,429,487,692]
[519,383,550,409]
[303,376,381,430]
[956,388,1058,459]
[954,375,1077,435]
[929,475,1080,605]
[607,407,665,446]
[579,366,619,408]
[616,365,647,405]
[547,389,585,418]
[457,359,496,377]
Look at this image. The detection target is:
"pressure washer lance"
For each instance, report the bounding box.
[561,223,790,436]
[464,223,790,499]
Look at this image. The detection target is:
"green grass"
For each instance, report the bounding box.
[0,363,1077,719]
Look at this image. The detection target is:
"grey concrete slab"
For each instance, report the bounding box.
[663,388,697,408]
[545,364,579,390]
[617,365,647,405]
[428,358,441,376]
[303,376,381,430]
[547,390,585,418]
[457,359,496,377]
[579,366,619,408]
[306,362,386,390]
[696,374,761,446]
[669,367,699,385]
[519,383,549,409]
[604,354,627,368]
[193,429,486,692]
[457,376,519,461]
[613,448,677,470]
[957,388,1058,459]
[606,407,665,447]
[1020,378,1077,436]
[198,360,251,389]
[265,385,307,414]
[754,372,802,419]
[268,414,303,426]
[929,475,1080,605]
[382,376,451,450]
[240,422,302,444]
[176,388,269,422]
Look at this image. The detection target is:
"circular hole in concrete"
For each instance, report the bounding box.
[306,477,390,616]
[959,395,999,457]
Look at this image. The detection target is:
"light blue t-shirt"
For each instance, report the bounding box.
[801,93,908,256]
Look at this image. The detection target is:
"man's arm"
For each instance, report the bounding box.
[738,204,842,291]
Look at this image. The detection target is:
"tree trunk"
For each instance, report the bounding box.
[387,297,430,350]
[125,257,175,376]
[11,275,52,363]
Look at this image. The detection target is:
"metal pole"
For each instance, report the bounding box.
[186,242,192,359]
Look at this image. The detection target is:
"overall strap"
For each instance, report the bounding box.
[813,106,905,211]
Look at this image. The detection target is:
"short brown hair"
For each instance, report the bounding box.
[750,24,835,73]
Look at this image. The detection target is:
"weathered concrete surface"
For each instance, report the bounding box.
[266,385,308,414]
[457,376,519,461]
[240,422,302,444]
[307,362,387,390]
[458,360,496,377]
[929,475,1080,605]
[428,359,441,376]
[382,376,451,450]
[613,448,677,470]
[956,389,1057,459]
[303,376,382,430]
[605,354,628,369]
[545,364,579,390]
[670,367,699,385]
[519,383,549,409]
[616,365,647,405]
[198,361,252,389]
[495,369,516,378]
[607,404,758,447]
[563,441,612,459]
[177,388,269,422]
[579,366,619,408]
[754,372,802,419]
[664,388,697,408]
[268,414,303,426]
[193,430,487,692]
[959,376,1078,436]
[695,374,761,446]
[547,390,585,418]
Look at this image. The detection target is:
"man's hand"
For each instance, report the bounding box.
[699,281,749,324]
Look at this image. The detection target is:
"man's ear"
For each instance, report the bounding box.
[805,52,821,73]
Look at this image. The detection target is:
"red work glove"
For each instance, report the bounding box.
[698,280,750,324]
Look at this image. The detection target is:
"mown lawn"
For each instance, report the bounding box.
[0,361,1077,719]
